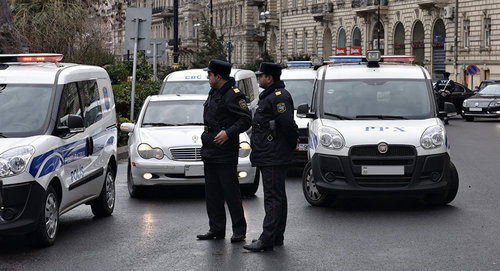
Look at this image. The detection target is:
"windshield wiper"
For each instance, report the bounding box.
[142,122,176,127]
[355,115,407,120]
[176,123,204,126]
[324,112,352,120]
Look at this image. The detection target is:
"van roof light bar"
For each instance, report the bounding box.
[0,54,64,63]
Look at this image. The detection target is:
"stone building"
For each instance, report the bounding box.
[112,0,500,87]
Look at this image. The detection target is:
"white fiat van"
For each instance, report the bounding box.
[0,54,118,246]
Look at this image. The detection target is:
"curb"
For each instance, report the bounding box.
[117,146,128,161]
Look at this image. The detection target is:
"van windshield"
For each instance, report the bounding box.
[141,100,204,127]
[283,79,314,109]
[160,81,210,95]
[0,84,54,137]
[322,79,433,120]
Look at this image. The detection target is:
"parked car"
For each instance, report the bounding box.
[120,94,259,197]
[475,80,500,92]
[462,84,500,121]
[0,53,118,246]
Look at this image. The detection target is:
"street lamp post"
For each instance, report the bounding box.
[260,11,270,55]
[194,23,201,48]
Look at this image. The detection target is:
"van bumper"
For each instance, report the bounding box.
[312,153,450,196]
[0,181,45,234]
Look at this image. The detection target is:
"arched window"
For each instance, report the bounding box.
[394,22,405,55]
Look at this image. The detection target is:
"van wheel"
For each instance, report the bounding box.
[127,161,143,198]
[34,186,59,247]
[465,116,474,122]
[302,161,332,206]
[91,166,115,217]
[241,168,260,197]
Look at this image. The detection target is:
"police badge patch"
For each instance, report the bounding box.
[239,99,248,109]
[277,102,286,113]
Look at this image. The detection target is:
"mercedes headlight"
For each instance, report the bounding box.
[420,126,445,149]
[489,100,500,107]
[318,126,345,150]
[239,142,251,158]
[462,100,467,107]
[137,143,164,160]
[0,146,35,177]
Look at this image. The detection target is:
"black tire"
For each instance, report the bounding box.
[241,168,260,197]
[34,186,59,247]
[465,116,474,122]
[127,160,143,198]
[302,161,332,206]
[91,166,116,217]
[441,161,459,205]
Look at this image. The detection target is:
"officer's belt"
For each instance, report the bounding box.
[253,123,270,130]
[204,125,221,133]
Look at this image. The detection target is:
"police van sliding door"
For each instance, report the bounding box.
[77,80,107,197]
[55,82,92,207]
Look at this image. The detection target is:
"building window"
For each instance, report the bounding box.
[314,30,318,55]
[285,34,288,55]
[304,32,308,54]
[294,33,298,54]
[293,0,297,8]
[240,6,243,25]
[464,20,470,49]
[485,18,491,48]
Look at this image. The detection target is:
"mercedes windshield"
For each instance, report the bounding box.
[321,79,433,120]
[141,100,204,127]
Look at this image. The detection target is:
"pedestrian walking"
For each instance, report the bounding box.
[243,62,299,252]
[196,59,252,243]
[434,71,455,125]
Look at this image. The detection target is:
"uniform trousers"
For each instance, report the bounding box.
[258,165,288,244]
[203,162,246,236]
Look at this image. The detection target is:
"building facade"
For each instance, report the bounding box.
[112,0,500,87]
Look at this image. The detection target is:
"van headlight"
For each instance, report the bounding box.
[137,143,164,160]
[0,146,35,177]
[318,126,345,150]
[420,126,445,149]
[239,141,251,157]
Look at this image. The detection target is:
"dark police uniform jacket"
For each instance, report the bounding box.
[201,78,252,165]
[434,78,455,95]
[250,80,298,166]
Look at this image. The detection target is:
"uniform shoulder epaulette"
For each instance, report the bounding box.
[275,90,282,96]
[233,87,240,94]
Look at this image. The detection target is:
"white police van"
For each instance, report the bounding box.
[0,54,118,246]
[282,61,318,164]
[159,68,260,111]
[297,51,459,206]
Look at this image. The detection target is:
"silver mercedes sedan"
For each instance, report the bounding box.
[120,94,258,197]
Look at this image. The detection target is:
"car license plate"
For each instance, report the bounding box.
[298,143,308,151]
[185,165,204,176]
[361,166,404,175]
[470,107,482,111]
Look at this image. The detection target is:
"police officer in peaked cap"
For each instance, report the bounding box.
[243,62,299,252]
[197,59,252,243]
[433,71,455,125]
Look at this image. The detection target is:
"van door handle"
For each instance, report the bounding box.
[86,137,94,156]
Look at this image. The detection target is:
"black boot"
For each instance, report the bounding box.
[196,231,225,240]
[243,240,273,252]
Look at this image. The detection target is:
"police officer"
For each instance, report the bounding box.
[243,62,298,252]
[197,59,252,243]
[434,71,455,125]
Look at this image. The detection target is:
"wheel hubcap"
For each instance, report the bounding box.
[45,193,58,239]
[105,172,115,209]
[305,167,322,201]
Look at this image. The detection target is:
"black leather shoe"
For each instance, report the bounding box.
[197,232,225,240]
[243,240,273,252]
[230,234,246,243]
[252,239,283,246]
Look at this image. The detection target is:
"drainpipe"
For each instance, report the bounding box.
[454,0,458,82]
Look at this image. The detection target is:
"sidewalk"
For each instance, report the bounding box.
[117,145,128,161]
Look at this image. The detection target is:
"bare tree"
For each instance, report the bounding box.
[0,0,26,53]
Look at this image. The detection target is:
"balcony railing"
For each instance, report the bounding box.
[352,0,388,9]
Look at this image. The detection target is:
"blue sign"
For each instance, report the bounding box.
[467,64,479,75]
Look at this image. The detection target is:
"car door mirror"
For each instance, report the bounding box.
[120,122,135,133]
[297,103,314,118]
[55,114,85,136]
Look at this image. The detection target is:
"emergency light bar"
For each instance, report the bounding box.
[328,54,415,64]
[382,55,416,63]
[0,53,63,63]
[328,56,363,64]
[286,61,312,68]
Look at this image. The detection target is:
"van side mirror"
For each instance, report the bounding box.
[55,114,85,136]
[297,103,314,118]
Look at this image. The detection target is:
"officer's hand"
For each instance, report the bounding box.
[295,138,299,151]
[214,130,229,145]
[441,92,447,97]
